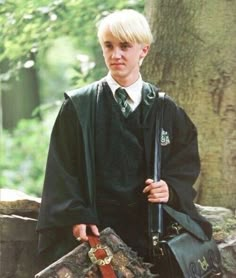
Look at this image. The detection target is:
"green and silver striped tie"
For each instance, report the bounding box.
[115,88,132,118]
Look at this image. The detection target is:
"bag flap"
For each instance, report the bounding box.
[164,205,208,241]
[165,232,221,277]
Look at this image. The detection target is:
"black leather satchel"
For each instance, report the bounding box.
[148,93,222,277]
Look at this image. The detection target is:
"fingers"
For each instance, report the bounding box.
[72,224,81,238]
[145,178,154,185]
[79,224,88,241]
[90,225,100,237]
[143,179,165,193]
[147,192,169,203]
[72,224,100,242]
[143,179,169,203]
[73,224,88,241]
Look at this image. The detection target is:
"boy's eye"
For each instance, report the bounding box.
[120,42,131,49]
[104,43,113,49]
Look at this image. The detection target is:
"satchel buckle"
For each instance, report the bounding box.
[152,235,159,246]
[171,223,182,235]
[152,234,165,257]
[88,244,113,266]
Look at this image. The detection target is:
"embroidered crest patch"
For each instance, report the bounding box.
[161,129,170,146]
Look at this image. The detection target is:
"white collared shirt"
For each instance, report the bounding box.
[105,73,143,111]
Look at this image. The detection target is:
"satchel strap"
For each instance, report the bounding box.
[88,235,116,278]
[154,92,165,182]
[148,92,165,258]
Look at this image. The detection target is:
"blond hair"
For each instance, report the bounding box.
[97,9,153,45]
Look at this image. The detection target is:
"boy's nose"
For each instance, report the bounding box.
[112,48,122,59]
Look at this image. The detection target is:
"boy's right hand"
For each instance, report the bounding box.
[72,224,100,241]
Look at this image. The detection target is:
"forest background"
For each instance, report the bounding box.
[1,0,235,210]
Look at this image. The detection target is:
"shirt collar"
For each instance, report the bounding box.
[105,72,143,105]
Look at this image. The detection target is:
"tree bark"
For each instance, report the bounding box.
[143,0,236,209]
[1,56,40,130]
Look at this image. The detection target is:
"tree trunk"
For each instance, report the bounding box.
[1,57,40,130]
[143,0,236,209]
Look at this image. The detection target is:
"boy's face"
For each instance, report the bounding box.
[100,28,149,86]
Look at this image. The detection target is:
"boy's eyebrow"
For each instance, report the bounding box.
[103,40,114,44]
[120,41,131,45]
[102,41,133,47]
[103,40,131,44]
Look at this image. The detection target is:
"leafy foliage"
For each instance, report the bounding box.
[0,0,144,196]
[0,105,60,196]
[1,0,144,78]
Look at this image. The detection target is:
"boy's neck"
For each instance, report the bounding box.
[110,73,140,87]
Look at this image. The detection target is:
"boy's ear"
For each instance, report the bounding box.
[140,45,150,59]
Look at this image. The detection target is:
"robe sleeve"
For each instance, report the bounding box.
[162,100,200,209]
[161,97,212,238]
[37,98,99,232]
[161,97,212,237]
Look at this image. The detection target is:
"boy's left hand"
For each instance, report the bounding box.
[143,178,169,203]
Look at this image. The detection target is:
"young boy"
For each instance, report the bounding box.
[37,9,212,269]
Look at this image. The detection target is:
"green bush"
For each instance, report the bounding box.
[0,109,58,197]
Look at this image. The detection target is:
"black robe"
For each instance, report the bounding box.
[37,80,212,255]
